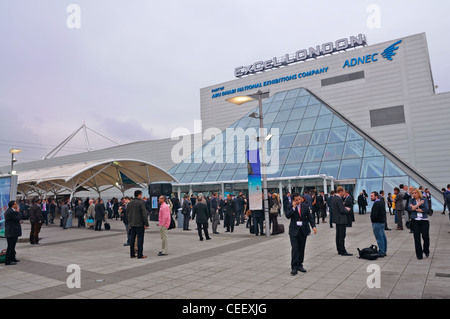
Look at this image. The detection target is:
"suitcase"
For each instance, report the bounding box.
[104,222,111,230]
[277,224,285,234]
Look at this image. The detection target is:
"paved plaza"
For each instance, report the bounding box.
[1,211,449,299]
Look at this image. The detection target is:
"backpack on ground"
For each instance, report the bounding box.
[357,245,379,260]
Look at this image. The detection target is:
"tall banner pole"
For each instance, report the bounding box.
[247,150,263,211]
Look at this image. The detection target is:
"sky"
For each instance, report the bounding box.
[0,0,449,168]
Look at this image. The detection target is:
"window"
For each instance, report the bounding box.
[370,105,405,127]
[310,129,329,145]
[283,120,301,134]
[274,109,292,123]
[218,170,236,181]
[323,143,345,161]
[298,118,317,132]
[319,161,340,178]
[360,157,385,178]
[279,133,296,149]
[233,169,248,181]
[282,164,301,177]
[363,142,383,157]
[268,148,290,166]
[285,88,302,99]
[286,147,307,165]
[289,107,306,120]
[263,112,278,124]
[293,132,312,147]
[328,126,348,143]
[339,159,362,179]
[342,140,364,159]
[266,101,283,113]
[315,114,333,130]
[300,162,319,176]
[304,145,325,162]
[384,158,406,177]
[321,71,365,87]
[294,95,311,108]
[304,103,321,118]
[280,98,296,111]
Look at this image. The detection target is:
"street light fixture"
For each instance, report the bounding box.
[9,148,22,175]
[226,90,270,238]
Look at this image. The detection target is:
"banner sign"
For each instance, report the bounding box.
[247,150,262,210]
[0,176,12,236]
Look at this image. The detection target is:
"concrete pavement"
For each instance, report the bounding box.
[1,211,449,299]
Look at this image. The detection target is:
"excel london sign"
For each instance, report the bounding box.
[234,34,367,78]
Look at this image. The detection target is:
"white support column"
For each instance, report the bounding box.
[331,179,335,191]
[323,177,328,195]
[288,180,292,194]
[221,183,225,197]
[278,180,284,216]
[177,186,181,200]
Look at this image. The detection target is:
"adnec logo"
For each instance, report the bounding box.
[343,40,402,68]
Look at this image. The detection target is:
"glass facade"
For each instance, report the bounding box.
[169,87,425,208]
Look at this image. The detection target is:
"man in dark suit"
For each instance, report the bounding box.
[235,193,246,226]
[327,190,335,228]
[171,195,180,216]
[128,190,149,259]
[210,193,220,234]
[218,195,225,221]
[60,199,70,229]
[191,194,211,241]
[94,198,106,231]
[285,193,317,275]
[344,190,355,227]
[29,198,43,245]
[181,194,191,231]
[4,200,22,265]
[317,191,327,224]
[224,194,236,233]
[331,187,352,256]
[49,199,56,224]
[379,190,390,231]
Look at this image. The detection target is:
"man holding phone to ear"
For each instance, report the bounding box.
[286,193,317,275]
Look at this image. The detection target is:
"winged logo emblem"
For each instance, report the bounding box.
[381,40,402,61]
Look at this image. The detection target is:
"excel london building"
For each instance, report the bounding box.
[4,33,449,210]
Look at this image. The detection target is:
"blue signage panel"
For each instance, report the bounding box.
[343,40,402,69]
[247,150,262,210]
[0,176,12,236]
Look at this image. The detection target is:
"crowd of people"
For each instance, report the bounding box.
[3,184,450,276]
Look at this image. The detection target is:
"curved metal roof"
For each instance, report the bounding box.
[12,158,177,197]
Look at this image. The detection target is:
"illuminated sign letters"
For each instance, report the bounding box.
[234,34,367,77]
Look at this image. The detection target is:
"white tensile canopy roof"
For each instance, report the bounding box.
[12,159,177,198]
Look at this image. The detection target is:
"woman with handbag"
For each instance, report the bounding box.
[409,188,430,260]
[269,193,280,235]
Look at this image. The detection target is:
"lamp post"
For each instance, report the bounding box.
[226,90,270,237]
[9,148,22,175]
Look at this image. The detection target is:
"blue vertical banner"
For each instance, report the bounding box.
[0,176,12,237]
[247,150,262,210]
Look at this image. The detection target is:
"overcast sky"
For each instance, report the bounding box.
[0,0,449,168]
